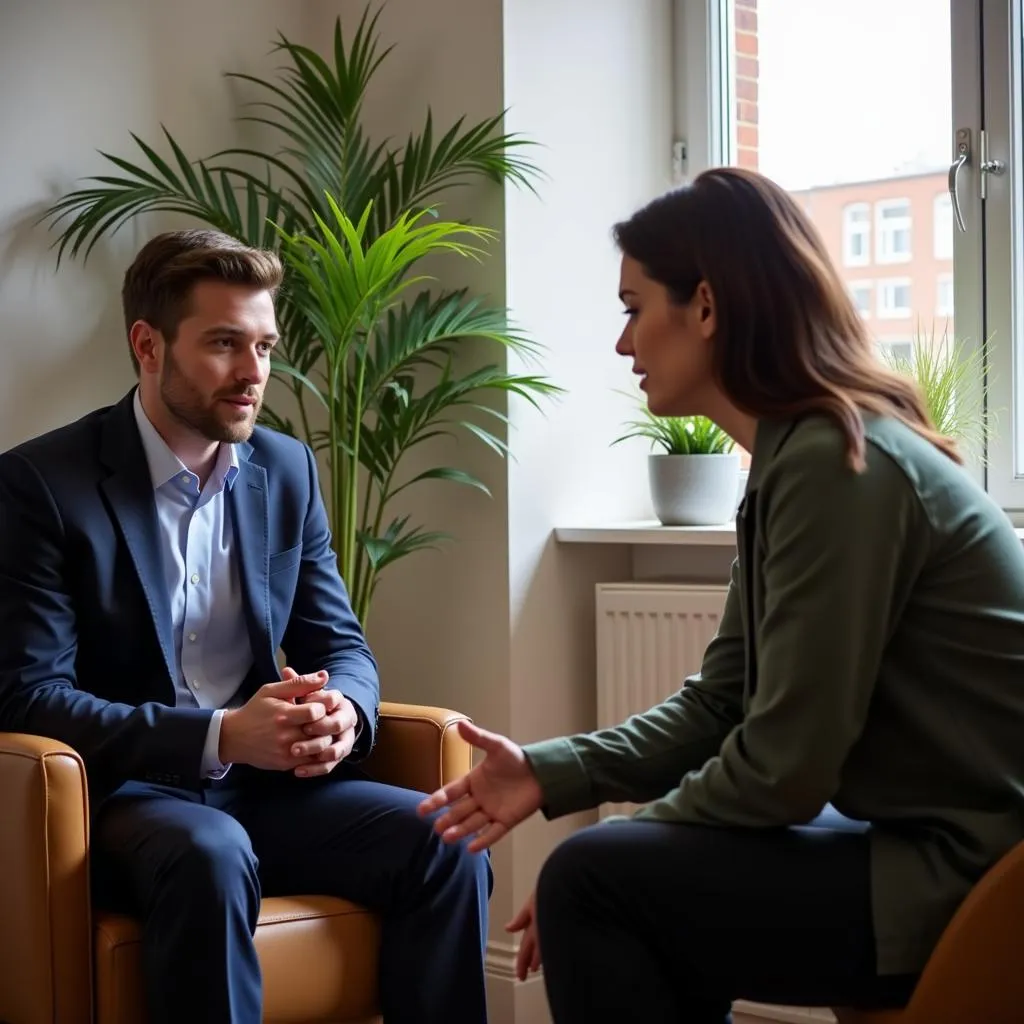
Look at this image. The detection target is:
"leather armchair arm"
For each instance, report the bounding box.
[0,732,93,1024]
[363,702,472,795]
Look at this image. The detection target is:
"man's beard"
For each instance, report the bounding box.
[160,349,261,444]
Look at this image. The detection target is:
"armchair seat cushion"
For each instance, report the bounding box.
[0,702,470,1024]
[95,896,381,1024]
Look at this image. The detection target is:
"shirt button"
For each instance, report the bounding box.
[190,573,200,584]
[180,473,190,484]
[188,632,197,642]
[192,679,201,690]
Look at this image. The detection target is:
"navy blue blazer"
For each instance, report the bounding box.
[0,389,380,799]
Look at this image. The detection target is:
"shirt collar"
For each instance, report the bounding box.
[132,387,239,492]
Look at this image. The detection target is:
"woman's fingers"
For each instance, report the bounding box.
[441,808,493,844]
[456,719,510,754]
[430,793,482,836]
[515,931,540,982]
[417,776,471,816]
[466,819,509,854]
[505,904,531,933]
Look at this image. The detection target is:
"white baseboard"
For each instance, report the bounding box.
[485,939,550,1024]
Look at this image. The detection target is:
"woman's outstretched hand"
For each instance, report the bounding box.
[416,720,544,852]
[507,890,541,981]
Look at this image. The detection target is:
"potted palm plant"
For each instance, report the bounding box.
[615,406,739,526]
[41,6,559,626]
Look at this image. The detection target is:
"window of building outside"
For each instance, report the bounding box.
[700,0,1024,511]
[937,273,955,316]
[880,338,914,363]
[843,204,871,266]
[877,279,913,319]
[849,281,873,317]
[875,199,913,263]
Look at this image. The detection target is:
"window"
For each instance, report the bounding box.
[934,194,954,260]
[875,199,913,264]
[843,204,871,266]
[936,273,954,316]
[879,338,914,363]
[877,279,912,319]
[849,281,873,317]
[683,0,1024,512]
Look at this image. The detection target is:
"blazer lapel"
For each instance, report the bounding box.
[228,453,273,666]
[99,393,176,689]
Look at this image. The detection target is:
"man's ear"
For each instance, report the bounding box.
[129,321,161,373]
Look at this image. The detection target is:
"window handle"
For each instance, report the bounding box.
[948,127,970,233]
[980,129,1006,200]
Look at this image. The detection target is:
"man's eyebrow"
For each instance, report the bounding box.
[200,325,280,341]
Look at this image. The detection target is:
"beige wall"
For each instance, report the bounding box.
[502,0,673,942]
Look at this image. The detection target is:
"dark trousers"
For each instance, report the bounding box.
[534,808,918,1023]
[91,766,493,1024]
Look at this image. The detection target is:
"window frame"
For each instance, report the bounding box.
[981,0,1024,510]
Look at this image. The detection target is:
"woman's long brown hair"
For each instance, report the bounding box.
[613,167,961,469]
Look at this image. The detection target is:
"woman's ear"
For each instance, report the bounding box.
[694,280,717,338]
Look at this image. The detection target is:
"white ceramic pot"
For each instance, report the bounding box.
[648,452,741,526]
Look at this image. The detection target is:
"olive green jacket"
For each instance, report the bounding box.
[525,414,1024,975]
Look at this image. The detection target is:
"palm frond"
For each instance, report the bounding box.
[42,128,300,263]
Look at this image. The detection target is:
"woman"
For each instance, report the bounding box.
[418,168,1024,1022]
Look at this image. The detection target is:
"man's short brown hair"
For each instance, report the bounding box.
[121,229,284,372]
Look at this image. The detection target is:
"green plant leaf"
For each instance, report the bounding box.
[612,394,735,456]
[391,466,491,498]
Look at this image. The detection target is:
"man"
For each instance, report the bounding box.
[0,229,491,1024]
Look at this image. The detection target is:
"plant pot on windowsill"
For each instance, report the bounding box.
[648,450,741,526]
[615,407,740,527]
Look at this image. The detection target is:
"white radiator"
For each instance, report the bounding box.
[595,582,728,817]
[593,582,837,1024]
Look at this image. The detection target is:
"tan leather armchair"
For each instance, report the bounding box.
[0,702,473,1024]
[834,839,1024,1024]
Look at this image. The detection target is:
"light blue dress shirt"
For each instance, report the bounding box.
[133,391,253,777]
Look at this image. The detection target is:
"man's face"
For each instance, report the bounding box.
[133,280,279,444]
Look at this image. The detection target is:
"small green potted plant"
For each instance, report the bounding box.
[615,406,739,526]
[881,325,991,457]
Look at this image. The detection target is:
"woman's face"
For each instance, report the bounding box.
[614,254,717,417]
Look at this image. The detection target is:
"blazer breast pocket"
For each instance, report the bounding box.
[268,544,302,576]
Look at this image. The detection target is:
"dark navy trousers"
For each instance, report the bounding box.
[534,807,919,1023]
[91,765,492,1024]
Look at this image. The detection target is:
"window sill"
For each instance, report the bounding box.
[555,520,739,546]
[555,520,1024,547]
